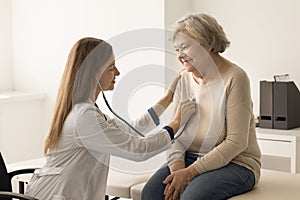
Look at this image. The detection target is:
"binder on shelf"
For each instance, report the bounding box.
[259,80,300,130]
[259,81,273,128]
[273,81,300,129]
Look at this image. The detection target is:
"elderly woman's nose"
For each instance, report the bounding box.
[179,51,187,59]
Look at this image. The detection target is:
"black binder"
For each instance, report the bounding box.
[259,81,300,130]
[259,81,273,128]
[273,82,300,129]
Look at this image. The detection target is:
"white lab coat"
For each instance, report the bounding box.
[26,100,172,200]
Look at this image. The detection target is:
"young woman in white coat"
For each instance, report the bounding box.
[25,37,196,200]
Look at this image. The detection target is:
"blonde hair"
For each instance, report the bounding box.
[171,13,230,53]
[44,37,112,154]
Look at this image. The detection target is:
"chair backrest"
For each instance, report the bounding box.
[0,152,12,192]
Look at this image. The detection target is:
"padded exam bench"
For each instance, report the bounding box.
[130,169,300,200]
[106,168,152,199]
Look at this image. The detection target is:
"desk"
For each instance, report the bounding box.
[7,158,46,173]
[256,127,300,173]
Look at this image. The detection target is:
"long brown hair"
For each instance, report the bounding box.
[44,37,113,154]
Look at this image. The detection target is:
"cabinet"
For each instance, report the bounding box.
[0,91,46,163]
[256,127,300,173]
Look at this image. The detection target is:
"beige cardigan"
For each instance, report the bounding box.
[166,65,261,185]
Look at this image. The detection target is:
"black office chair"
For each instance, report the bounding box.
[0,152,38,200]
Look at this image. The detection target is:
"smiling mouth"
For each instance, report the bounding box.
[181,58,192,64]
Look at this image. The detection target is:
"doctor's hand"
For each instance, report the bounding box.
[174,99,197,129]
[167,99,197,134]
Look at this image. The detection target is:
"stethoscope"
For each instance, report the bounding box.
[98,82,194,140]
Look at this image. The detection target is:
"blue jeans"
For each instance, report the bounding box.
[141,154,255,200]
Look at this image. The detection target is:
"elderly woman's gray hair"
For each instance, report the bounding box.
[170,13,230,53]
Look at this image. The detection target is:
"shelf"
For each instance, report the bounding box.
[0,91,46,103]
[256,127,300,173]
[256,127,300,141]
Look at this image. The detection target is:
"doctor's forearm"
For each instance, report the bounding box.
[167,119,180,134]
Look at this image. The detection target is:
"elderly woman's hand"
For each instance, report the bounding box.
[163,166,199,200]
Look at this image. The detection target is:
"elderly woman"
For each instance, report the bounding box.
[142,13,261,200]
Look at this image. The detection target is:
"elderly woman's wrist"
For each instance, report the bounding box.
[170,161,185,172]
[186,165,199,179]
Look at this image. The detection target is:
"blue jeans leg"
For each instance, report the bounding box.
[141,163,170,200]
[141,154,198,200]
[181,163,255,200]
[141,154,255,200]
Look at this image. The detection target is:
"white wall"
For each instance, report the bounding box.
[189,0,300,116]
[164,0,191,72]
[0,0,13,91]
[11,0,165,109]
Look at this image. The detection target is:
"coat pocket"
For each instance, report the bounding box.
[26,167,64,193]
[37,167,64,177]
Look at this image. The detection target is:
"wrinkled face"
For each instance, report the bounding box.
[98,54,120,91]
[173,32,210,77]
